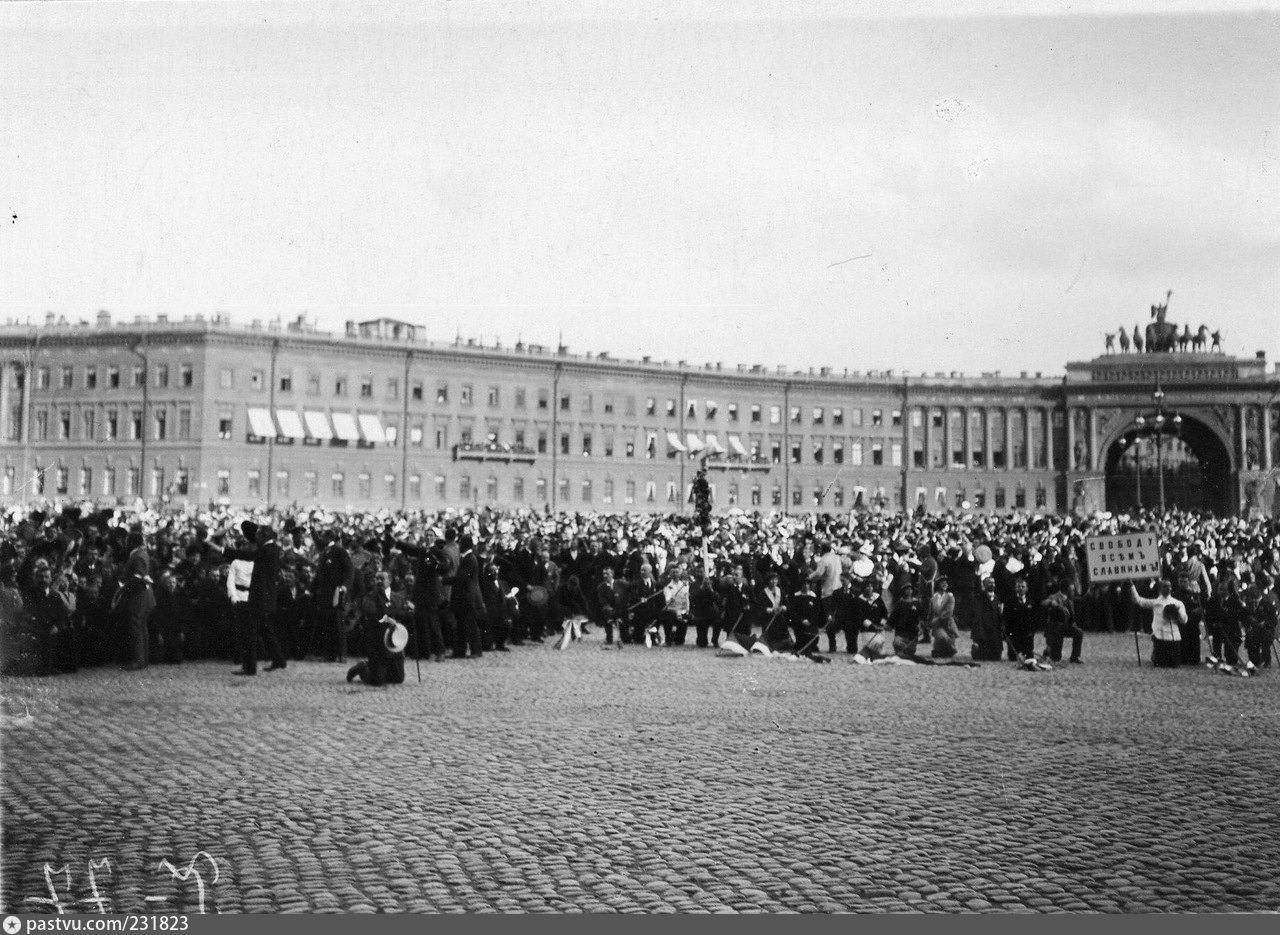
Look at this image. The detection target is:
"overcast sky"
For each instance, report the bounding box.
[2,1,1277,376]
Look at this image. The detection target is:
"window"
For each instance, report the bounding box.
[833,441,844,465]
[399,473,416,500]
[106,411,118,441]
[278,371,292,393]
[535,477,547,501]
[791,486,802,507]
[360,378,373,399]
[666,399,676,417]
[559,477,570,503]
[155,364,169,389]
[132,365,145,388]
[34,411,48,440]
[560,393,570,412]
[582,432,593,457]
[751,485,762,507]
[560,433,570,456]
[411,381,423,402]
[770,441,781,464]
[625,395,636,416]
[791,443,801,464]
[790,406,801,424]
[603,433,614,458]
[101,466,115,497]
[512,477,523,501]
[892,410,902,427]
[307,373,321,396]
[727,403,738,422]
[625,439,635,458]
[751,404,762,424]
[249,369,264,391]
[770,485,782,506]
[646,397,656,417]
[487,385,499,407]
[247,469,262,497]
[603,395,615,415]
[872,443,884,466]
[154,410,167,440]
[812,441,824,464]
[582,393,593,414]
[82,410,95,440]
[891,442,902,467]
[955,489,966,509]
[603,479,614,504]
[178,408,191,440]
[332,472,345,498]
[435,427,448,450]
[995,486,1006,509]
[275,470,290,498]
[537,389,548,410]
[666,481,678,504]
[646,432,657,459]
[32,467,45,496]
[951,410,965,468]
[687,401,697,420]
[459,475,471,500]
[625,480,636,504]
[85,366,97,389]
[434,475,446,499]
[55,466,68,495]
[60,366,73,389]
[770,405,781,425]
[813,407,824,425]
[109,366,122,389]
[834,486,845,508]
[58,410,70,440]
[334,376,348,397]
[581,478,592,502]
[35,367,49,390]
[386,473,398,500]
[218,411,233,440]
[2,466,12,496]
[386,378,399,400]
[410,425,424,446]
[217,469,230,497]
[1015,486,1027,509]
[537,431,548,454]
[974,488,986,509]
[511,387,525,409]
[461,384,473,406]
[218,368,232,389]
[872,409,883,427]
[305,471,318,498]
[850,408,863,427]
[129,410,142,441]
[460,426,472,445]
[384,423,398,447]
[126,467,139,497]
[359,472,372,499]
[1035,485,1048,508]
[180,364,193,388]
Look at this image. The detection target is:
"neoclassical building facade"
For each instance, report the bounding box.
[2,313,1277,516]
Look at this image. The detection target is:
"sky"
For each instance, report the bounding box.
[2,1,1277,376]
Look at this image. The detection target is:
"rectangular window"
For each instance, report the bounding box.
[408,474,421,500]
[277,371,292,393]
[646,432,657,459]
[435,427,448,450]
[728,403,738,422]
[560,393,571,412]
[154,410,167,440]
[84,366,97,389]
[109,366,121,389]
[891,442,902,467]
[666,399,676,418]
[686,400,697,421]
[249,369,263,391]
[178,408,191,440]
[994,486,1006,509]
[105,410,118,441]
[410,425,424,446]
[892,410,902,428]
[359,472,372,498]
[1035,485,1048,508]
[275,470,290,498]
[434,475,446,499]
[791,442,802,464]
[872,443,883,466]
[513,387,526,409]
[705,400,718,420]
[34,411,47,441]
[175,469,189,496]
[60,365,73,389]
[604,395,615,414]
[126,467,139,496]
[603,479,614,504]
[247,469,261,497]
[487,385,500,407]
[535,477,547,501]
[625,480,636,504]
[216,469,230,497]
[386,378,399,400]
[360,378,373,399]
[305,471,318,498]
[770,405,781,425]
[155,364,169,388]
[436,383,449,404]
[101,466,115,497]
[82,410,95,440]
[951,410,965,468]
[35,367,49,390]
[646,397,656,416]
[58,410,71,440]
[582,393,593,414]
[1015,486,1027,509]
[812,441,824,464]
[832,407,843,426]
[386,473,398,500]
[132,365,146,388]
[411,381,423,402]
[216,368,231,390]
[307,373,321,395]
[334,376,348,397]
[332,472,345,498]
[55,466,68,494]
[850,408,863,427]
[625,395,636,416]
[603,433,614,458]
[791,486,802,507]
[625,440,635,458]
[974,487,986,509]
[181,364,193,388]
[812,407,824,425]
[790,406,801,424]
[512,477,523,501]
[130,410,142,441]
[751,404,762,424]
[582,432,592,457]
[771,441,781,464]
[871,409,883,427]
[560,433,570,456]
[218,411,233,440]
[559,477,570,503]
[460,384,473,405]
[537,431,548,454]
[581,478,592,502]
[538,389,548,410]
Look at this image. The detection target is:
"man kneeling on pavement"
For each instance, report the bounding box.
[347,569,414,685]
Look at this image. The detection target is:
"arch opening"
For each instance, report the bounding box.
[1104,414,1232,515]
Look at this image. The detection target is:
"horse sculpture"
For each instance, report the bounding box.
[1211,329,1223,353]
[1144,289,1178,352]
[1104,332,1116,353]
[1178,324,1192,352]
[1132,324,1144,353]
[1118,328,1130,353]
[1192,324,1209,352]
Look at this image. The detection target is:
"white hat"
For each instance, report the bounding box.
[1005,557,1025,574]
[383,619,409,653]
[859,542,875,557]
[853,557,875,579]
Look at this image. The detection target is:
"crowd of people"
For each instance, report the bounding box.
[1,501,1277,683]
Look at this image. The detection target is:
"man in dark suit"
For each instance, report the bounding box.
[627,563,663,645]
[437,528,461,651]
[312,530,354,662]
[395,529,449,662]
[275,567,311,661]
[450,534,486,659]
[595,565,628,646]
[1003,576,1036,661]
[718,564,754,644]
[223,521,287,676]
[346,569,412,686]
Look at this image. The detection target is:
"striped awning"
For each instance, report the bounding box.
[666,432,687,452]
[685,433,704,452]
[331,412,361,441]
[704,434,726,454]
[728,435,748,457]
[357,414,386,444]
[303,410,333,440]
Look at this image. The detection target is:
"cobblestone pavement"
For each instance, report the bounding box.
[3,632,1280,913]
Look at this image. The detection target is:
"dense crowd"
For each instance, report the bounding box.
[1,502,1277,682]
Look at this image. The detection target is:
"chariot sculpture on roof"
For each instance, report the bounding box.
[1102,289,1223,355]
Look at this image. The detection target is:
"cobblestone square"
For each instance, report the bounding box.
[3,633,1279,913]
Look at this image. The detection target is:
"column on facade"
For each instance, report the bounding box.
[1003,407,1013,471]
[1265,403,1274,472]
[958,406,969,470]
[1087,408,1098,472]
[942,406,952,471]
[921,403,931,470]
[0,362,11,441]
[983,407,992,471]
[1023,406,1032,472]
[1045,406,1055,470]
[1238,405,1248,468]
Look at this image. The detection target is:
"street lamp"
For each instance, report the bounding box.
[128,338,148,504]
[1124,382,1182,512]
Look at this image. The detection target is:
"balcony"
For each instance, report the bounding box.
[452,441,537,465]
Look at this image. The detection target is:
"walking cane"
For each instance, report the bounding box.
[413,611,422,684]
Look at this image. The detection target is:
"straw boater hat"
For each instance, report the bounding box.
[383,617,409,653]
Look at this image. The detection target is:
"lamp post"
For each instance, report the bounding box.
[1125,383,1182,512]
[128,337,148,504]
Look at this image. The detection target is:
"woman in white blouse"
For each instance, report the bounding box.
[1130,579,1186,668]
